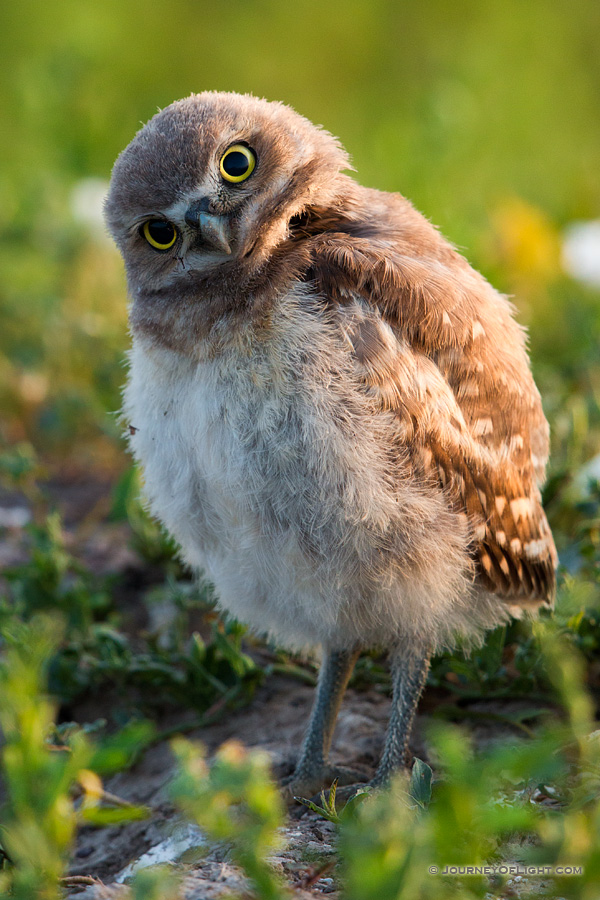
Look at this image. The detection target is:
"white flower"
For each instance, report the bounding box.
[561,220,600,288]
[70,177,110,240]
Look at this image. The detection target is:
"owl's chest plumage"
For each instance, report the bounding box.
[125,328,288,570]
[123,287,481,651]
[124,289,349,647]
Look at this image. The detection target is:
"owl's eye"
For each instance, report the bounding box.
[219,144,256,183]
[142,219,178,250]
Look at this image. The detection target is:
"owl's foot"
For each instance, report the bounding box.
[291,768,412,818]
[288,759,424,817]
[319,780,370,806]
[287,778,373,819]
[281,763,370,807]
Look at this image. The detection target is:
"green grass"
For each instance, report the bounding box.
[1,609,600,898]
[1,497,264,724]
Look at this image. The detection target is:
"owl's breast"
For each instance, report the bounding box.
[124,334,260,567]
[122,287,481,651]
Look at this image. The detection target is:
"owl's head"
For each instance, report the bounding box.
[105,92,350,301]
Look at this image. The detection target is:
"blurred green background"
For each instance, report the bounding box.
[1,0,599,506]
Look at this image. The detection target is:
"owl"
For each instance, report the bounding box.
[105,92,557,803]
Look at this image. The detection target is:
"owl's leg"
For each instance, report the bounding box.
[313,644,431,809]
[370,644,431,787]
[281,646,361,802]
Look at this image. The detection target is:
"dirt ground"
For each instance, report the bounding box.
[64,674,544,899]
[68,674,392,898]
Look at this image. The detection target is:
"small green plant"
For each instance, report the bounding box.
[0,614,156,897]
[2,511,112,635]
[0,615,86,900]
[408,758,433,810]
[110,466,180,569]
[130,866,181,900]
[293,777,356,824]
[0,441,44,502]
[2,509,263,719]
[171,738,289,900]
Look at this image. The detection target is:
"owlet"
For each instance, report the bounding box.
[105,92,557,802]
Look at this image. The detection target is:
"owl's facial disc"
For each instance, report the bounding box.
[184,198,232,255]
[106,93,352,299]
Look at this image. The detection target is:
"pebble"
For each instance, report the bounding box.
[306,841,334,854]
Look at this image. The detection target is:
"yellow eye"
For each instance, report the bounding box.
[219,144,256,183]
[142,219,178,250]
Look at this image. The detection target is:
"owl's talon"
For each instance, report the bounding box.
[288,781,372,819]
[281,764,372,809]
[316,781,370,807]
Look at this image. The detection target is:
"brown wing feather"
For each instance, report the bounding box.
[303,185,557,605]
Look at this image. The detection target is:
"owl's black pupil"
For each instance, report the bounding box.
[222,151,250,177]
[148,220,174,244]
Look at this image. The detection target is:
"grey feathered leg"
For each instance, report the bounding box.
[371,645,431,787]
[282,646,360,800]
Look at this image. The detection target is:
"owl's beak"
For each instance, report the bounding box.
[184,201,232,255]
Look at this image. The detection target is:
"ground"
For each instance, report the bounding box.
[64,676,547,898]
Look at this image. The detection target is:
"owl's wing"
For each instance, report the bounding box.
[307,230,557,605]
